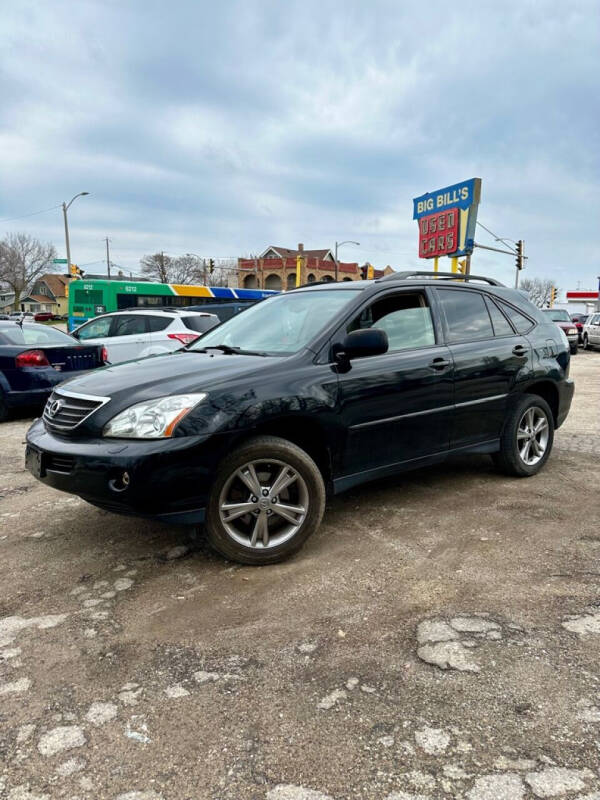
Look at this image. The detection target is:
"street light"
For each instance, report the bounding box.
[62,192,89,275]
[334,240,360,281]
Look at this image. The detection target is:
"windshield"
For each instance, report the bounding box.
[542,309,570,322]
[0,324,76,346]
[189,289,360,355]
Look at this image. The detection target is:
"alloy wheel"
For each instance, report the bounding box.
[218,459,309,550]
[516,406,549,466]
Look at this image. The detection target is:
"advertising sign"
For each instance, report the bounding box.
[413,178,482,258]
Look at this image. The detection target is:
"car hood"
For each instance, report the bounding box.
[56,349,281,405]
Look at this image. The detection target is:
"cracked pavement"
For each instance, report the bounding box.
[1,352,599,799]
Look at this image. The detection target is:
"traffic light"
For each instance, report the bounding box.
[549,286,557,307]
[69,264,84,279]
[457,259,467,274]
[209,259,215,274]
[366,263,374,280]
[515,240,524,271]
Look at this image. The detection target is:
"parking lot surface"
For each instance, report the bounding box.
[1,352,600,800]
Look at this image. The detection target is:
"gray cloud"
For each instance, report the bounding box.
[1,0,598,287]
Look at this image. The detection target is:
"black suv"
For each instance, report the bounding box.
[26,271,574,565]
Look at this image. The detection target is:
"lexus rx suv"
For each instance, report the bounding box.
[26,271,574,565]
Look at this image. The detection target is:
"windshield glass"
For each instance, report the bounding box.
[190,289,360,355]
[0,324,76,346]
[542,309,570,322]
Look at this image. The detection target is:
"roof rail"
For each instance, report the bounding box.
[378,271,505,287]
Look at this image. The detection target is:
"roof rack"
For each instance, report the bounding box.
[294,279,342,289]
[378,271,504,287]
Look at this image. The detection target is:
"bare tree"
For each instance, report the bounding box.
[520,277,558,308]
[0,233,56,309]
[140,252,173,283]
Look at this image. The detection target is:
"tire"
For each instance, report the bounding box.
[583,335,592,351]
[492,394,554,477]
[205,435,326,565]
[0,393,8,423]
[570,343,578,355]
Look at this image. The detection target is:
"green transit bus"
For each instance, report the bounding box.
[67,280,277,331]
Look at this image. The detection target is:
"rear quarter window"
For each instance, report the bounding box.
[498,301,535,333]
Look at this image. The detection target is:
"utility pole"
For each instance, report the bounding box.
[105,237,111,279]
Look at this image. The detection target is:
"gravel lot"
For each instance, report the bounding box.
[1,352,599,800]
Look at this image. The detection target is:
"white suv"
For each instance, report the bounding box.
[582,312,600,350]
[72,309,219,364]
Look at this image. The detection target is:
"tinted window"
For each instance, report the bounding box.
[437,290,493,342]
[146,316,171,332]
[485,298,514,337]
[499,301,534,333]
[348,293,435,350]
[182,315,219,333]
[112,315,147,336]
[0,324,76,346]
[76,316,113,340]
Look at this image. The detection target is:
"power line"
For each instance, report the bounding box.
[476,221,517,253]
[0,204,62,223]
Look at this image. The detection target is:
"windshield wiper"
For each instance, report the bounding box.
[190,344,268,356]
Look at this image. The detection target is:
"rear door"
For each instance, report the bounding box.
[106,314,148,362]
[434,288,534,449]
[335,287,454,478]
[590,314,600,346]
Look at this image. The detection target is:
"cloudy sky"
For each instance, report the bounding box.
[1,0,598,291]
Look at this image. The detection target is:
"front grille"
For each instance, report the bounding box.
[46,454,75,473]
[43,390,109,433]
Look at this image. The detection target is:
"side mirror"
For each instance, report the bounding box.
[341,328,388,360]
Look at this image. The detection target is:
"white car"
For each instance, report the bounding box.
[582,312,600,350]
[72,309,219,364]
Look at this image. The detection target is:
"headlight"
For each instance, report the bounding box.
[103,394,207,439]
[567,328,577,336]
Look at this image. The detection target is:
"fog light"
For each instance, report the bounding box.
[109,471,130,493]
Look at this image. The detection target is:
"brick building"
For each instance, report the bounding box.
[237,244,361,290]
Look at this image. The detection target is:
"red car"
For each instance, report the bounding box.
[571,313,589,344]
[541,309,579,354]
[34,312,55,322]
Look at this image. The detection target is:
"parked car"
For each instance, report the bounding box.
[0,322,107,422]
[70,309,220,364]
[571,313,589,344]
[582,312,600,350]
[187,301,256,323]
[34,311,55,322]
[25,270,574,565]
[0,314,10,321]
[9,311,35,322]
[540,308,579,354]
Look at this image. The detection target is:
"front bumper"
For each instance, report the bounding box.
[556,378,575,428]
[25,419,226,524]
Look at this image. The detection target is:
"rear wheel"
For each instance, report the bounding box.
[205,436,326,565]
[492,395,554,477]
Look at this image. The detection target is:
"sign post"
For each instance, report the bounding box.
[413,178,482,272]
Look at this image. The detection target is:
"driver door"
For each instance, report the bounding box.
[334,288,454,479]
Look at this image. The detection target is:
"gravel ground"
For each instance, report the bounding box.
[1,352,599,800]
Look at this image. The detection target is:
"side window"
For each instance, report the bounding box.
[437,289,494,342]
[112,315,147,336]
[146,316,171,333]
[347,293,435,351]
[485,297,514,337]
[497,301,534,333]
[76,316,113,340]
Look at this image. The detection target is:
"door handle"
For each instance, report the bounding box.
[512,345,528,357]
[430,357,451,370]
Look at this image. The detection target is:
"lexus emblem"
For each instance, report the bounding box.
[48,398,64,417]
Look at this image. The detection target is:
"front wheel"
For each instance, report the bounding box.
[570,343,578,355]
[583,335,592,351]
[492,395,554,477]
[205,436,326,565]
